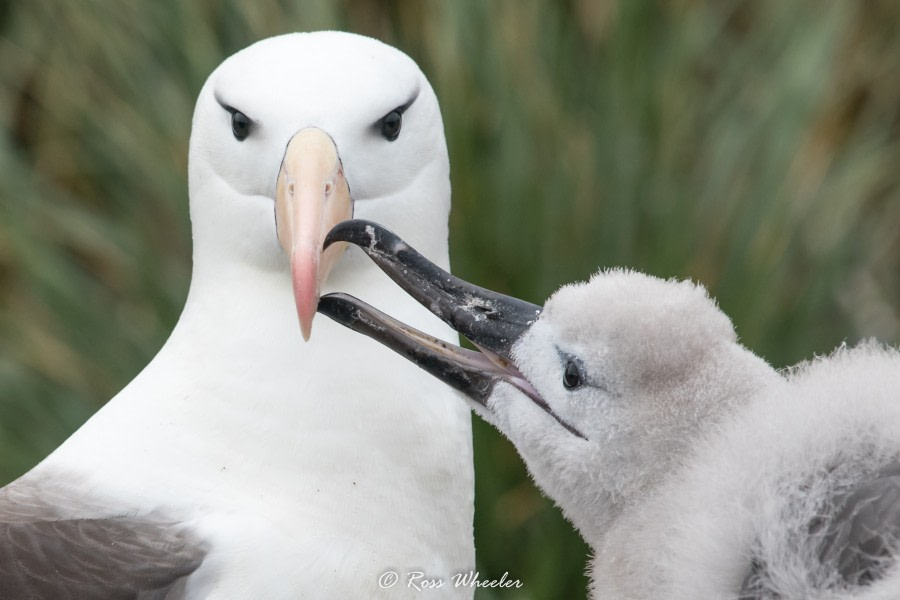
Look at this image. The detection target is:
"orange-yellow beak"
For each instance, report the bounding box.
[275,128,352,341]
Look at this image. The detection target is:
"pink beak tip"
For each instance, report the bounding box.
[295,289,319,342]
[291,261,319,343]
[299,316,313,342]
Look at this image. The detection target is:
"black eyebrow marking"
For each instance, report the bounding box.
[395,88,420,115]
[213,91,240,115]
[373,87,421,129]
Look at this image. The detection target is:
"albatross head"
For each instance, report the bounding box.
[317,220,777,545]
[187,32,449,339]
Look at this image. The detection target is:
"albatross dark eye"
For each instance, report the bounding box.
[231,110,251,141]
[380,110,402,141]
[563,360,582,390]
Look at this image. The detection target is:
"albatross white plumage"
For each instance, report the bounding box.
[319,220,900,600]
[0,33,474,598]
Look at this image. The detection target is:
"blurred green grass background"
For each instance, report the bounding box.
[1,1,898,598]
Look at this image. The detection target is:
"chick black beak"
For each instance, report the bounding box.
[316,219,585,439]
[321,219,541,361]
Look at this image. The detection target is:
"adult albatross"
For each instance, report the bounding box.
[0,32,474,598]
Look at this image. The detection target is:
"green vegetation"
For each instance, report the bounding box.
[1,2,898,598]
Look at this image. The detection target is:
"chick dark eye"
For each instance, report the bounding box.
[563,360,582,390]
[380,110,402,141]
[231,110,251,141]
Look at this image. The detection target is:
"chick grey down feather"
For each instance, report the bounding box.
[517,275,900,599]
[525,275,900,599]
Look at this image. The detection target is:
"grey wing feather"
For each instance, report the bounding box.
[818,461,900,585]
[738,558,770,600]
[0,476,207,600]
[739,461,900,599]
